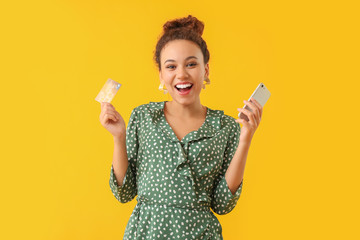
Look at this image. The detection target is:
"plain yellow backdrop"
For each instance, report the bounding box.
[1,0,359,239]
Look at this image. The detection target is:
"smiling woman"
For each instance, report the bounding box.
[101,14,263,240]
[158,39,208,105]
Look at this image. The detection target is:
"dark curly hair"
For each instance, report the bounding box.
[153,15,210,71]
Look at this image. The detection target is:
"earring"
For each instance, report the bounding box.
[202,77,211,89]
[158,83,168,94]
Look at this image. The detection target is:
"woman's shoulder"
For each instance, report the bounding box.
[205,105,240,135]
[130,101,160,110]
[207,106,238,127]
[130,101,164,117]
[222,113,238,125]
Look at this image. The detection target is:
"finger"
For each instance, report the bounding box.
[243,99,260,121]
[237,108,247,121]
[115,111,121,119]
[104,103,115,111]
[243,99,257,111]
[103,106,118,115]
[250,97,262,119]
[102,102,115,109]
[108,109,119,120]
[101,107,116,120]
[235,117,250,128]
[104,113,118,122]
[249,99,261,124]
[100,102,107,112]
[237,108,251,123]
[101,102,110,107]
[250,97,263,118]
[102,108,119,120]
[238,108,257,126]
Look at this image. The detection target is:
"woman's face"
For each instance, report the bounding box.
[159,39,209,106]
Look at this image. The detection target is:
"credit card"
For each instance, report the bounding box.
[95,78,121,103]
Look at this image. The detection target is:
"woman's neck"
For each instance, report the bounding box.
[164,100,206,119]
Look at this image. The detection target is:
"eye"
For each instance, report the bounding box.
[165,62,197,69]
[166,65,175,69]
[187,62,197,67]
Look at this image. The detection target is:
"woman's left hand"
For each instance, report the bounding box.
[235,97,263,144]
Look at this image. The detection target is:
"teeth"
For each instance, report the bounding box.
[176,83,192,89]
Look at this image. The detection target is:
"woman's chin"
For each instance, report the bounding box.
[173,95,199,106]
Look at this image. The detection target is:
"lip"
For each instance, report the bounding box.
[174,81,193,87]
[174,82,193,96]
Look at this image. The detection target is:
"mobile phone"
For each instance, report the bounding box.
[238,82,271,121]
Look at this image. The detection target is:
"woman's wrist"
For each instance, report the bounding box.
[238,139,251,148]
[113,134,126,143]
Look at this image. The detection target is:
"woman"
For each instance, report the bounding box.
[99,15,263,240]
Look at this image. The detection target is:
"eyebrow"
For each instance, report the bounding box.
[164,56,198,64]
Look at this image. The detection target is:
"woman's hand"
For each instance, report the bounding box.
[235,97,263,144]
[99,102,126,138]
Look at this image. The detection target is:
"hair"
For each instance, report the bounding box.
[153,15,210,71]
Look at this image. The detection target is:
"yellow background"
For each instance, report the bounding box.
[1,0,359,239]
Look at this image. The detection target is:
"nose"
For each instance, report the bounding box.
[176,65,189,79]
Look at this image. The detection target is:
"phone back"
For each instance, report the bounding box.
[238,83,271,120]
[252,83,271,107]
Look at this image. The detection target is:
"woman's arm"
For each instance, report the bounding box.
[112,135,129,186]
[225,141,251,195]
[99,101,131,187]
[226,97,263,194]
[109,107,139,203]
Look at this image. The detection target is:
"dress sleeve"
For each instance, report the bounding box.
[109,108,138,203]
[211,121,243,215]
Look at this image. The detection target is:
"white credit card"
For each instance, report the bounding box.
[95,78,121,103]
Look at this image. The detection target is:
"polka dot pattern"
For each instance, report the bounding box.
[109,101,244,239]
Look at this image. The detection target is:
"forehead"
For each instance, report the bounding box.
[161,40,202,62]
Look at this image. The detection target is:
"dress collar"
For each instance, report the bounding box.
[148,101,224,144]
[147,101,225,199]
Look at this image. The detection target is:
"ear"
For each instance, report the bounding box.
[204,63,210,78]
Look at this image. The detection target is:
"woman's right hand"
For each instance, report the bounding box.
[99,102,126,138]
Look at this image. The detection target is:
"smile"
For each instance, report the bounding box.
[175,83,193,95]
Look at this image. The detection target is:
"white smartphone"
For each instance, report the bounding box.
[238,82,271,121]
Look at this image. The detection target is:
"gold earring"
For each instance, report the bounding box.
[158,83,168,94]
[202,77,210,89]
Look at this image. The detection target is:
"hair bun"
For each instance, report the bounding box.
[163,15,204,36]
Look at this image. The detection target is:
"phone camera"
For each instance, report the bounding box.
[261,84,264,88]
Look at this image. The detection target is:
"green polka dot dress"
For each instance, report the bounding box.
[109,101,243,239]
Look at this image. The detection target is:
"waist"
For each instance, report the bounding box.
[135,195,211,212]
